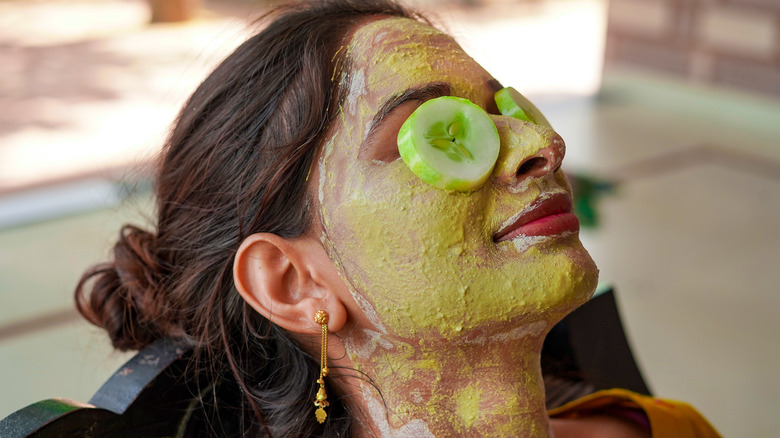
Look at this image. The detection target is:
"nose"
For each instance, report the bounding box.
[491,116,565,187]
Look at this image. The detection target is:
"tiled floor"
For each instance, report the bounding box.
[1,1,778,437]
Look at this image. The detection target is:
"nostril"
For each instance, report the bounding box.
[517,156,548,177]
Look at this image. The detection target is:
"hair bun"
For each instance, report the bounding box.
[114,224,161,296]
[75,225,167,351]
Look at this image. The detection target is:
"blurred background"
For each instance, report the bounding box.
[1,0,778,436]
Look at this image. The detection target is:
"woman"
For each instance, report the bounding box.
[75,1,720,436]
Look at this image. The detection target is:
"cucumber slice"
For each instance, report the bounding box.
[397,96,500,192]
[494,87,551,127]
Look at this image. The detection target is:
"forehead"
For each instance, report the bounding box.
[345,17,493,105]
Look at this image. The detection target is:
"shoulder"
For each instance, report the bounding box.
[549,389,722,438]
[551,414,651,438]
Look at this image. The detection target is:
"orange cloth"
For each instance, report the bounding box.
[549,388,722,437]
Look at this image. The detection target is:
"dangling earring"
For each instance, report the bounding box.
[313,310,330,423]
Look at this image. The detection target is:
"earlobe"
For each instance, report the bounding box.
[233,233,348,334]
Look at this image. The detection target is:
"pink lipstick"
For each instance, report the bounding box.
[494,194,579,241]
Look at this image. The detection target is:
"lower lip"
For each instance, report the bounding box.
[500,213,580,240]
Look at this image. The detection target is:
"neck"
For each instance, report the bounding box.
[339,321,553,437]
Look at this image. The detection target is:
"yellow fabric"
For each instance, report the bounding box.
[548,388,722,437]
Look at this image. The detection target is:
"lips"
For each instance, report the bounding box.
[494,193,579,241]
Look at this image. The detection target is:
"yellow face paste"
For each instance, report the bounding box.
[317,18,598,340]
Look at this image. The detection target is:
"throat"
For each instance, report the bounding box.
[341,325,553,437]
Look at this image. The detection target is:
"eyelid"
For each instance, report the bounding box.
[362,83,453,149]
[485,78,503,114]
[371,83,453,132]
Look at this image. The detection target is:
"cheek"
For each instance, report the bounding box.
[321,160,484,332]
[325,159,480,268]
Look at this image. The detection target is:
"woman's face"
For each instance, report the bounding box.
[316,18,598,341]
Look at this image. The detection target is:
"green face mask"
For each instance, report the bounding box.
[317,18,598,340]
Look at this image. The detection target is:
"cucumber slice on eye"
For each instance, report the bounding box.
[397,96,500,192]
[494,87,551,127]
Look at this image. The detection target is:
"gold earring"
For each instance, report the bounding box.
[314,310,330,423]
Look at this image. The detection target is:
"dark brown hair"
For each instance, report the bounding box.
[74,1,425,436]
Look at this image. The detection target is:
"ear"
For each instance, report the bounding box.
[233,233,348,334]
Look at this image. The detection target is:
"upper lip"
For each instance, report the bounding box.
[493,193,573,242]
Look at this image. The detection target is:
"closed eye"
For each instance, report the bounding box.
[360,100,420,163]
[484,78,503,115]
[359,83,452,163]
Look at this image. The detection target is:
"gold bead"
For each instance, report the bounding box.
[314,310,329,325]
[316,407,327,423]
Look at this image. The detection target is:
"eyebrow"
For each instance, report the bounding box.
[362,82,453,145]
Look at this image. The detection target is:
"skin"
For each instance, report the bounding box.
[312,18,600,437]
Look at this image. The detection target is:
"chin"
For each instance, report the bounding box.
[521,236,599,321]
[547,245,599,323]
